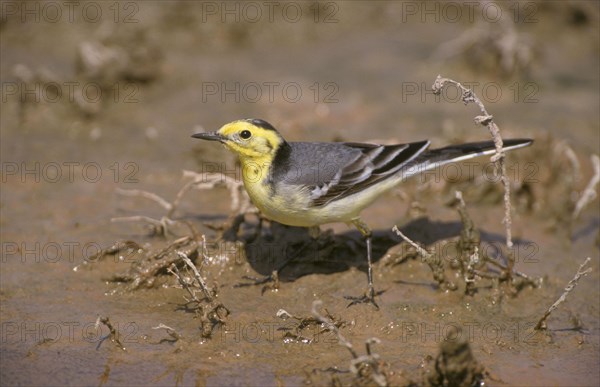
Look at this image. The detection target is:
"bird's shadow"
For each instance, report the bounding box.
[234,216,532,281]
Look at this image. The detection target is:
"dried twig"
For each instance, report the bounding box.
[177,251,213,301]
[112,170,254,236]
[558,142,581,185]
[96,316,126,351]
[108,236,198,290]
[167,249,230,340]
[152,323,181,342]
[393,191,539,295]
[182,170,254,215]
[74,240,142,271]
[535,257,592,330]
[573,155,600,219]
[112,184,189,236]
[432,75,516,280]
[453,191,540,293]
[312,300,387,387]
[312,301,357,358]
[115,188,172,211]
[453,191,481,294]
[392,226,456,291]
[276,308,344,344]
[168,264,202,305]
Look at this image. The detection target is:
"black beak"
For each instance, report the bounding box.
[191,131,224,142]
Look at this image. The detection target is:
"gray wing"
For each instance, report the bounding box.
[271,142,362,188]
[309,140,430,206]
[271,140,430,207]
[270,138,532,208]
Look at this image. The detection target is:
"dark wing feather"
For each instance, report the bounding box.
[310,140,431,207]
[399,138,534,179]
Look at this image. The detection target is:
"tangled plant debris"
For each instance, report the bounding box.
[535,257,593,330]
[391,189,540,300]
[276,307,346,344]
[573,155,600,220]
[112,170,253,237]
[95,316,127,351]
[309,300,389,387]
[90,234,231,341]
[391,225,457,292]
[168,251,230,339]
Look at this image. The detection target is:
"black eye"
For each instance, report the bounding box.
[240,130,252,139]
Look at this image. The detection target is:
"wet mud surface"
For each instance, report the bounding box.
[1,2,599,386]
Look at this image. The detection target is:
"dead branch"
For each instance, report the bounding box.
[573,155,600,219]
[392,226,457,291]
[432,75,516,281]
[182,169,254,215]
[107,236,198,290]
[112,170,255,236]
[312,300,388,386]
[535,257,592,330]
[96,316,126,351]
[177,251,213,301]
[115,188,172,211]
[452,191,482,294]
[152,323,182,342]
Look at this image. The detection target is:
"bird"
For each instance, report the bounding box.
[192,118,532,308]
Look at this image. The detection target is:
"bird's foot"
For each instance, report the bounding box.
[344,287,384,310]
[235,270,280,294]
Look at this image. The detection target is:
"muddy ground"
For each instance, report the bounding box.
[1,1,599,386]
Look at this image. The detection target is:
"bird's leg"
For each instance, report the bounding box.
[344,218,381,309]
[236,226,321,292]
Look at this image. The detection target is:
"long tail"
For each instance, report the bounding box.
[402,138,533,179]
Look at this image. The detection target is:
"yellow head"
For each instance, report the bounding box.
[192,119,285,163]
